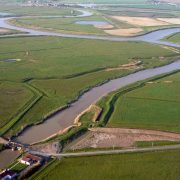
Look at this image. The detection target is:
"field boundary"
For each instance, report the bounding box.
[0,83,42,136]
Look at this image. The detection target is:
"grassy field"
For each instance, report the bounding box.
[31,150,180,180]
[10,15,108,35]
[11,162,27,173]
[0,82,34,129]
[0,5,80,16]
[0,36,178,137]
[100,72,180,132]
[164,33,180,44]
[9,9,180,37]
[136,141,180,147]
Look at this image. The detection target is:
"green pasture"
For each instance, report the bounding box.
[31,150,180,180]
[0,5,80,16]
[104,72,180,132]
[136,141,180,147]
[1,36,175,81]
[10,15,108,35]
[0,82,34,129]
[0,36,178,136]
[163,33,180,44]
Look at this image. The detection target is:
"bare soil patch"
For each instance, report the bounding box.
[158,18,180,25]
[30,141,62,154]
[95,25,114,29]
[104,28,143,36]
[111,16,170,26]
[0,28,9,33]
[71,128,180,150]
[106,61,142,71]
[0,137,8,145]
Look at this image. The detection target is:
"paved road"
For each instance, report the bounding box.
[29,144,180,158]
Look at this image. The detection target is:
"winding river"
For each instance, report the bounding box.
[16,61,180,145]
[0,10,180,144]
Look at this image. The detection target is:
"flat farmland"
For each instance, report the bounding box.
[31,150,180,180]
[164,33,180,44]
[0,36,177,136]
[0,5,80,16]
[0,82,34,129]
[10,11,180,36]
[107,72,180,132]
[10,15,107,35]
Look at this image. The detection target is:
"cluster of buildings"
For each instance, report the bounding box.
[0,153,43,180]
[20,153,43,166]
[23,0,63,7]
[22,0,83,8]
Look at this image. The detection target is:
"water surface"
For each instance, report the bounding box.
[16,61,180,144]
[76,20,109,26]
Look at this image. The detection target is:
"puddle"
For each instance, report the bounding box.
[0,59,21,62]
[0,12,14,17]
[76,20,109,26]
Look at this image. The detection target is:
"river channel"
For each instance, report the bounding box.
[0,10,180,144]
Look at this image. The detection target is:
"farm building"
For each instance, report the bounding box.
[20,153,42,166]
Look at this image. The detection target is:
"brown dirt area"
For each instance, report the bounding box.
[104,28,143,36]
[160,46,180,53]
[105,61,142,71]
[157,18,180,25]
[95,25,114,29]
[74,105,102,125]
[30,141,62,154]
[111,16,170,27]
[71,128,180,150]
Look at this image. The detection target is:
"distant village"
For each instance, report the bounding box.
[21,0,84,8]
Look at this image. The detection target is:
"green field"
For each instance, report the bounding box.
[136,141,180,147]
[10,15,108,36]
[164,33,180,44]
[31,150,180,180]
[0,82,34,129]
[0,36,177,137]
[0,5,80,16]
[11,162,27,172]
[99,72,180,132]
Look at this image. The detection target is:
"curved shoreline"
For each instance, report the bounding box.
[0,10,179,47]
[15,61,180,144]
[0,9,180,145]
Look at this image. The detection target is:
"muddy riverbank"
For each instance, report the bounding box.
[15,61,180,144]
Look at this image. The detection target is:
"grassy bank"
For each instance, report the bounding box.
[163,33,180,44]
[0,36,177,137]
[31,150,180,180]
[0,5,80,16]
[97,71,180,133]
[10,15,108,36]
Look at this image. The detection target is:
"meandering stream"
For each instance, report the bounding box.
[0,10,180,144]
[16,61,180,144]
